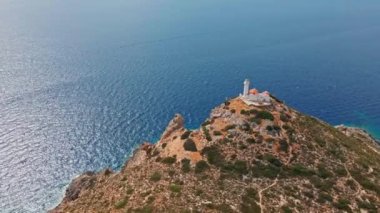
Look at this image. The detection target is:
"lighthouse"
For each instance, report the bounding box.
[240,79,272,106]
[243,79,250,97]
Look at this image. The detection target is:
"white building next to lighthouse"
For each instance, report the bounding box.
[240,79,272,106]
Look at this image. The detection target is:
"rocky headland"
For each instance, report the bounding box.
[51,95,380,213]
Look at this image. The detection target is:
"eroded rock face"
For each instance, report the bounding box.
[124,142,152,170]
[337,125,376,141]
[63,172,96,202]
[337,125,380,150]
[160,114,184,142]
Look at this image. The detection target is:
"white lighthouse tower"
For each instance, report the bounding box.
[243,79,250,97]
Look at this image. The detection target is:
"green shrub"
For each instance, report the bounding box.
[357,199,377,210]
[126,187,134,195]
[183,138,197,152]
[317,192,333,203]
[315,137,326,147]
[263,154,282,167]
[317,164,333,179]
[221,138,232,144]
[273,125,281,131]
[181,131,192,140]
[169,184,181,193]
[223,124,237,131]
[147,196,155,204]
[240,188,261,213]
[230,109,236,113]
[334,166,347,176]
[246,138,256,144]
[202,145,224,166]
[181,158,191,173]
[150,171,161,182]
[222,160,248,175]
[281,206,292,213]
[252,163,280,179]
[240,123,252,133]
[351,170,380,195]
[168,169,175,177]
[202,126,212,141]
[360,179,380,194]
[309,176,323,188]
[240,109,249,115]
[135,205,153,213]
[280,113,289,122]
[195,189,203,196]
[239,144,248,150]
[114,197,128,209]
[289,164,315,176]
[333,199,351,211]
[303,191,314,198]
[279,140,289,152]
[195,160,209,173]
[256,111,274,120]
[213,131,222,136]
[249,117,262,125]
[161,156,176,164]
[215,204,234,213]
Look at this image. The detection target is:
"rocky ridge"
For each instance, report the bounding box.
[51,96,380,213]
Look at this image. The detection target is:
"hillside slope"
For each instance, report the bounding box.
[51,96,380,213]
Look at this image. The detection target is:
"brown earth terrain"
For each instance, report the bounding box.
[51,96,380,213]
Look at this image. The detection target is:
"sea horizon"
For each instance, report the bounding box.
[1,0,380,212]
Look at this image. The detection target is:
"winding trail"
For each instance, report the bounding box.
[258,145,293,212]
[344,163,362,196]
[258,176,279,213]
[368,145,380,155]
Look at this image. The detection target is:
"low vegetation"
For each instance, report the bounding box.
[202,126,212,141]
[183,139,197,152]
[161,156,176,164]
[169,184,181,193]
[195,160,209,173]
[180,131,192,140]
[256,110,274,120]
[114,197,128,209]
[149,171,161,182]
[53,97,380,212]
[181,158,191,173]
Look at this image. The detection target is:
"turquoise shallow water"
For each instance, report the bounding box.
[0,0,380,212]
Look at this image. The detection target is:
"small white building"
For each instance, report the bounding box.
[240,79,271,106]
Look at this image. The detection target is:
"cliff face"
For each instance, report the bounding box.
[51,97,380,213]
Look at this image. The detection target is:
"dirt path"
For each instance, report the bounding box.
[367,145,380,155]
[258,176,279,213]
[344,163,362,196]
[258,143,293,213]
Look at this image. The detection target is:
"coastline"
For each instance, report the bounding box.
[339,124,380,143]
[50,96,380,212]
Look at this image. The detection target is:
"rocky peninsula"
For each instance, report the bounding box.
[51,95,380,213]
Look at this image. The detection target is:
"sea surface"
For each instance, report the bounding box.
[1,0,380,212]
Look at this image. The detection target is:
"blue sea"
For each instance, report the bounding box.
[1,0,380,212]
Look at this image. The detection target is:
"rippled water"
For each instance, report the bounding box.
[1,0,380,212]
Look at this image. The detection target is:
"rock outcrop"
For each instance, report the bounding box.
[160,114,184,142]
[63,171,96,202]
[51,96,380,213]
